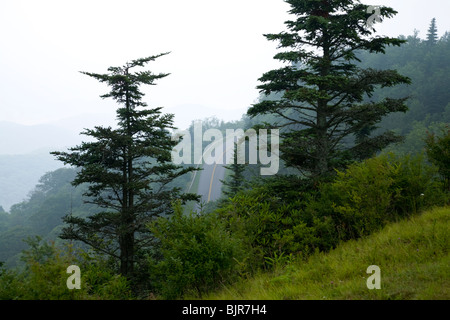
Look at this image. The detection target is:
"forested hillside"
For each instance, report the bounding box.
[0,168,93,267]
[358,30,450,155]
[0,151,63,212]
[0,121,84,211]
[218,29,450,197]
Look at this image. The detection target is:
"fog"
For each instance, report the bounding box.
[1,0,448,134]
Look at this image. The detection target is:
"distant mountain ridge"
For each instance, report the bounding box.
[0,104,245,211]
[0,121,83,155]
[0,121,80,210]
[0,150,63,211]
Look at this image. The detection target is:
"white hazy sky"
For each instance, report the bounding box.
[1,0,449,131]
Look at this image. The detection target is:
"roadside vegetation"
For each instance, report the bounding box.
[203,205,449,300]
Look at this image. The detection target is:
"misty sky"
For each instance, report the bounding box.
[1,0,449,131]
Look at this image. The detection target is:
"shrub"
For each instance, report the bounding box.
[388,153,446,213]
[0,236,131,300]
[76,250,132,300]
[425,125,450,191]
[217,153,446,274]
[320,152,445,240]
[217,177,337,269]
[148,201,244,299]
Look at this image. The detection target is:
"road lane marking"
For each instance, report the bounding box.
[207,163,218,202]
[207,145,232,202]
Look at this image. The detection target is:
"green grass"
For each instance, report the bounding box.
[203,206,450,300]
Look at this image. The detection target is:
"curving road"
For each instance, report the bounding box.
[197,159,226,204]
[187,138,232,210]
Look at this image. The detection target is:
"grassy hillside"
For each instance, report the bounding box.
[204,206,449,300]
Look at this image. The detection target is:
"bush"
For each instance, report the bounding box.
[425,125,450,191]
[320,152,446,240]
[0,236,132,300]
[216,153,446,273]
[217,177,337,269]
[388,153,447,213]
[76,250,132,300]
[148,201,244,299]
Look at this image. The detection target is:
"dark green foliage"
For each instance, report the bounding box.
[356,29,450,137]
[51,55,199,280]
[425,125,450,191]
[217,175,334,268]
[221,144,246,198]
[0,226,33,268]
[8,169,79,234]
[0,236,131,300]
[0,168,93,268]
[318,153,446,240]
[148,201,243,299]
[248,0,410,180]
[217,153,446,271]
[217,187,336,269]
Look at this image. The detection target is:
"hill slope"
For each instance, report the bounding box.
[205,206,449,300]
[0,121,81,210]
[0,151,64,211]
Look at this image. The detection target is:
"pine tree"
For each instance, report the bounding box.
[426,18,438,45]
[51,54,199,280]
[248,0,411,180]
[221,143,246,198]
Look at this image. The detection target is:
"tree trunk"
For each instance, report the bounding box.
[120,72,135,278]
[315,28,331,178]
[119,229,134,277]
[316,105,329,177]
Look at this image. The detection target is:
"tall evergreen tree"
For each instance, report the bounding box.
[51,54,199,279]
[221,143,246,198]
[248,0,411,180]
[426,18,438,45]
